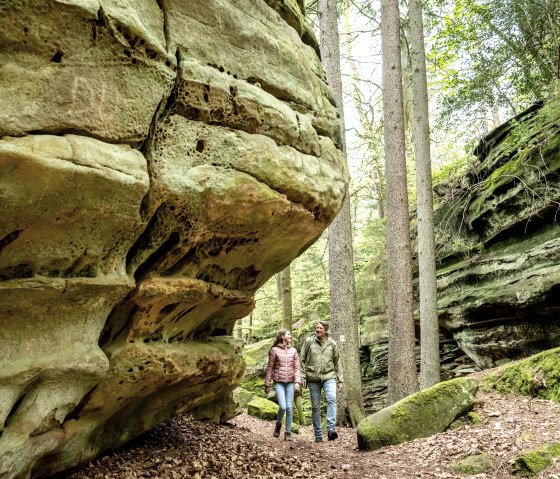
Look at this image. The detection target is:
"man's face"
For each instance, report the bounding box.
[315,323,326,339]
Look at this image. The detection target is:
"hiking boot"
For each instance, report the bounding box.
[273,422,282,438]
[327,430,338,441]
[314,436,323,443]
[284,432,292,441]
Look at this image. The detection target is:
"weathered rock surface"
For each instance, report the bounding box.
[0,1,348,477]
[433,98,560,369]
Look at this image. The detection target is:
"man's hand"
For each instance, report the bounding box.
[264,385,270,395]
[337,383,344,393]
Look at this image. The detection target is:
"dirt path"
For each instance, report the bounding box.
[62,390,560,479]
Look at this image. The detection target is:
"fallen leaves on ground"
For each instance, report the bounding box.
[63,390,560,478]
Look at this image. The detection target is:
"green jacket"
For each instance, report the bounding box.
[300,334,344,384]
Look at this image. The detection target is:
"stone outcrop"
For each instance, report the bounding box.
[434,97,560,368]
[0,1,348,477]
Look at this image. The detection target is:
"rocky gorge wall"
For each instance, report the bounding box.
[359,96,560,413]
[433,97,560,368]
[0,1,348,477]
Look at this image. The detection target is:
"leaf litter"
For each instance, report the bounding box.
[61,389,560,478]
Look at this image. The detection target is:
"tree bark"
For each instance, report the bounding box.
[409,0,440,390]
[236,317,243,340]
[280,266,292,332]
[381,0,419,404]
[318,0,365,426]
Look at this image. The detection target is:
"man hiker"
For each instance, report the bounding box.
[300,320,343,442]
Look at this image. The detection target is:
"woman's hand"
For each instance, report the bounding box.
[264,385,270,395]
[295,382,301,392]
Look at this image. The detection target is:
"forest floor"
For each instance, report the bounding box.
[62,388,560,479]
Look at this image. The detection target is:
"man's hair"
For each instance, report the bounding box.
[317,320,329,331]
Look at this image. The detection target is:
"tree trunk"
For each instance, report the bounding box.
[248,311,253,343]
[380,0,419,404]
[280,266,292,332]
[409,0,440,390]
[342,0,386,220]
[236,317,243,340]
[318,0,365,426]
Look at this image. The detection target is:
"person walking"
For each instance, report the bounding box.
[300,321,343,442]
[264,328,301,441]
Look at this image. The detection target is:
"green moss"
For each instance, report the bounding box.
[482,348,560,402]
[467,411,482,425]
[450,453,492,475]
[244,338,273,367]
[357,377,479,451]
[247,397,279,421]
[511,443,560,477]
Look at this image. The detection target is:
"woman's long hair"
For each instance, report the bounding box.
[271,328,289,350]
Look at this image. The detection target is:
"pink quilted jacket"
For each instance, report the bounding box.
[264,344,301,386]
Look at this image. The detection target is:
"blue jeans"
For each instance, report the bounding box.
[309,379,337,439]
[274,382,294,433]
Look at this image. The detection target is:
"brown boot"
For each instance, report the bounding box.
[273,422,282,438]
[284,432,292,441]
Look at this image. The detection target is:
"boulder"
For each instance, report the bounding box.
[247,397,279,421]
[357,377,479,451]
[450,453,492,475]
[0,1,348,477]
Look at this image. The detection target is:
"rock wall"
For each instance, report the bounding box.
[434,97,560,368]
[0,1,348,477]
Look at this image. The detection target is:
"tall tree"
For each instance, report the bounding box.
[280,266,293,332]
[381,0,419,403]
[318,0,365,426]
[342,0,386,219]
[409,0,440,389]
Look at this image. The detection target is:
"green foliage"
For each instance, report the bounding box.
[248,234,330,344]
[426,0,559,129]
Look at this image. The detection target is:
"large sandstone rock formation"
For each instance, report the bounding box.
[434,97,560,368]
[0,1,348,477]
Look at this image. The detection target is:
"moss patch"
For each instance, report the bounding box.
[482,348,560,402]
[247,397,279,421]
[511,442,560,477]
[450,453,492,475]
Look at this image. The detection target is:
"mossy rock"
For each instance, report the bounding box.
[511,442,560,477]
[356,377,479,451]
[449,410,483,430]
[482,347,560,402]
[244,338,273,367]
[233,387,254,409]
[450,453,492,475]
[247,397,279,420]
[241,371,265,396]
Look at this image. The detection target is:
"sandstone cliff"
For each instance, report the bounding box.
[434,97,560,368]
[0,1,348,477]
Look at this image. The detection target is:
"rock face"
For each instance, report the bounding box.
[0,1,348,477]
[434,98,560,369]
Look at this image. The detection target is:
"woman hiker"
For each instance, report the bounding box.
[264,328,301,441]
